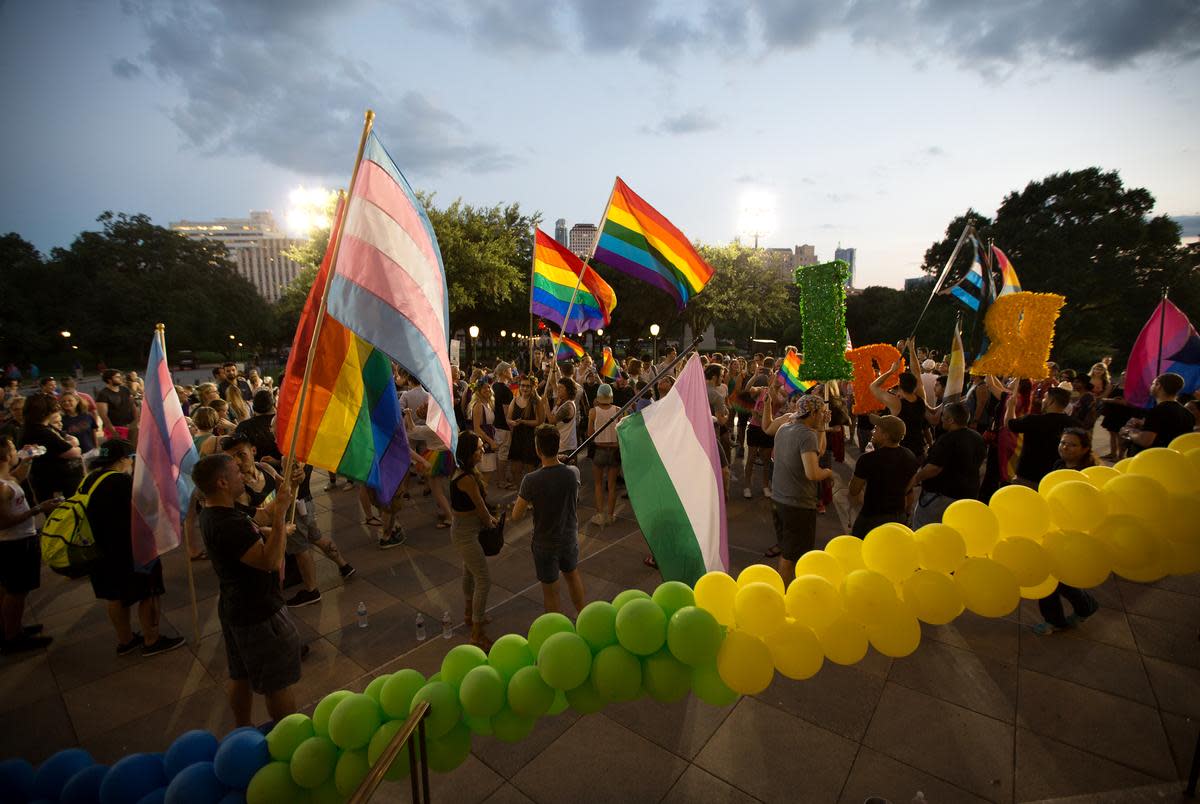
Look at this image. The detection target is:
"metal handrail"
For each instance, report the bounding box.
[347,699,432,804]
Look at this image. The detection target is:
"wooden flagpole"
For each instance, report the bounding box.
[528,237,537,376]
[1156,287,1169,375]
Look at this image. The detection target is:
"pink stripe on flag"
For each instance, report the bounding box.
[675,358,730,573]
[355,160,443,294]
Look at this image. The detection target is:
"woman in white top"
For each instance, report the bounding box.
[0,436,60,652]
[551,377,578,457]
[470,380,499,484]
[588,384,622,526]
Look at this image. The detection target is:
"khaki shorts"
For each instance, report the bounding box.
[495,429,511,461]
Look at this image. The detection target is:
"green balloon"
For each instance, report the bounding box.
[459,665,506,718]
[363,674,390,704]
[537,632,593,691]
[565,677,605,715]
[612,588,652,611]
[507,665,555,718]
[615,598,667,656]
[290,735,339,789]
[527,612,574,654]
[267,713,316,761]
[547,690,569,715]
[464,714,494,735]
[642,649,692,703]
[334,749,370,797]
[312,690,353,737]
[666,606,724,667]
[247,761,303,804]
[591,644,642,702]
[652,581,696,619]
[491,708,535,743]
[379,668,426,720]
[310,779,342,804]
[328,693,382,750]
[410,681,461,739]
[366,720,410,781]
[488,634,535,681]
[428,672,442,684]
[692,662,739,707]
[426,722,472,773]
[575,601,618,652]
[441,644,488,689]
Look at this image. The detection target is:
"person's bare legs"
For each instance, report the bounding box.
[228,679,253,726]
[778,558,796,588]
[265,686,297,723]
[540,581,561,613]
[313,537,348,569]
[429,478,452,523]
[136,596,161,644]
[0,590,26,641]
[106,600,135,644]
[593,472,604,520]
[563,570,586,613]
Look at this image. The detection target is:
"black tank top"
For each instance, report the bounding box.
[898,397,928,457]
[450,472,476,512]
[245,465,277,508]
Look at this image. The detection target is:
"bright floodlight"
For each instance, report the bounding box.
[650,324,660,336]
[469,325,480,338]
[737,188,777,246]
[60,330,71,338]
[286,186,335,236]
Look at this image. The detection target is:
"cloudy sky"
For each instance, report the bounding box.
[2,0,1198,288]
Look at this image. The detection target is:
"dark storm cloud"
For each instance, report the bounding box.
[111,57,141,79]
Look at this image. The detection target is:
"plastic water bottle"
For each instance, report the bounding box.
[356,602,368,629]
[415,613,426,641]
[912,793,927,804]
[441,611,452,639]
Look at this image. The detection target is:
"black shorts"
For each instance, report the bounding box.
[852,512,908,538]
[90,558,166,606]
[746,425,774,449]
[771,502,817,561]
[0,536,41,594]
[221,608,302,695]
[593,445,621,468]
[532,542,579,584]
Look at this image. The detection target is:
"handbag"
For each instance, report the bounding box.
[478,510,506,556]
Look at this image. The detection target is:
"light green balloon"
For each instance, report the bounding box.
[537,632,592,691]
[312,690,353,737]
[547,690,568,716]
[491,708,536,743]
[527,612,574,654]
[652,581,696,620]
[410,681,461,739]
[334,750,370,797]
[267,713,316,761]
[488,634,535,681]
[692,662,739,707]
[363,674,390,704]
[459,665,506,718]
[290,735,339,790]
[591,644,643,702]
[464,714,494,735]
[328,693,382,750]
[440,644,488,689]
[426,722,472,773]
[611,589,652,611]
[309,779,342,804]
[666,606,724,667]
[565,677,606,715]
[615,598,667,656]
[247,761,303,804]
[575,601,618,652]
[507,665,555,718]
[642,649,691,703]
[379,669,426,720]
[366,720,410,782]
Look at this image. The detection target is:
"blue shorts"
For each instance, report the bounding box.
[531,541,579,584]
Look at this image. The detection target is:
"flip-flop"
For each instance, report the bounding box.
[764,545,782,558]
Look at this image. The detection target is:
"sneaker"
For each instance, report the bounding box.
[605,514,617,525]
[1,634,53,654]
[763,487,772,498]
[378,531,406,550]
[1030,621,1069,636]
[116,633,144,656]
[589,513,606,526]
[286,588,322,608]
[339,564,357,580]
[142,635,186,656]
[742,488,752,499]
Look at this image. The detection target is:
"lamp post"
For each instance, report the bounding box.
[469,325,479,368]
[650,323,660,365]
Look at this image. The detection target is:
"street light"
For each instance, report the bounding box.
[500,329,507,338]
[60,330,71,339]
[229,334,236,340]
[596,328,604,337]
[468,325,479,367]
[650,323,660,364]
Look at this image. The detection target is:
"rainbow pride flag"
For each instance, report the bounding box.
[601,347,620,381]
[592,178,714,310]
[531,229,615,333]
[993,245,1022,297]
[552,333,586,360]
[276,197,411,500]
[777,352,816,394]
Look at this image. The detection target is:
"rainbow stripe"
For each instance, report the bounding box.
[592,178,714,310]
[532,229,615,332]
[552,333,585,360]
[778,352,816,394]
[992,245,1022,297]
[601,347,620,380]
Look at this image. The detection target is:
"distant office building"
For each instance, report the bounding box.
[171,211,304,303]
[762,247,796,282]
[568,223,598,257]
[835,245,857,288]
[904,275,935,292]
[554,218,568,246]
[795,244,818,267]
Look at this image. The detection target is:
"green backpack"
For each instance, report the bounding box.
[39,471,116,578]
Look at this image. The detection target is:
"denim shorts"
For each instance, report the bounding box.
[531,541,579,584]
[221,607,302,695]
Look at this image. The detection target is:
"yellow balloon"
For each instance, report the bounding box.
[767,620,824,680]
[1080,465,1121,489]
[989,485,1052,541]
[942,499,1000,557]
[1113,457,1134,473]
[794,550,845,586]
[1095,514,1168,581]
[1169,539,1200,575]
[1045,480,1108,532]
[866,608,922,658]
[1102,473,1168,522]
[816,613,869,665]
[900,569,963,625]
[1042,530,1112,588]
[824,535,866,573]
[1127,447,1200,495]
[694,571,738,627]
[716,629,775,695]
[734,581,786,638]
[737,563,785,596]
[1185,448,1200,480]
[1169,432,1200,453]
[1038,468,1086,497]
[840,569,901,626]
[990,537,1051,587]
[1156,493,1200,543]
[785,574,844,630]
[1020,574,1060,600]
[862,523,920,583]
[913,523,967,574]
[954,557,1020,617]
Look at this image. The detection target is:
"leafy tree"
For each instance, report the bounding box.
[690,241,793,341]
[0,234,55,362]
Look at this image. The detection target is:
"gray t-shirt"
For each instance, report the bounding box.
[770,421,820,509]
[518,463,581,549]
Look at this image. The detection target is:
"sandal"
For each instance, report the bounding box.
[435,518,451,529]
[190,551,209,561]
[764,545,782,558]
[364,516,383,526]
[644,555,658,569]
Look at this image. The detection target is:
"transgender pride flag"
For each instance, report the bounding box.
[326,131,456,453]
[131,330,199,567]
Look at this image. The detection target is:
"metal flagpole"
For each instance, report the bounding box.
[910,223,973,339]
[550,179,619,365]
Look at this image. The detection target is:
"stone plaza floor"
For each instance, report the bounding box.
[1,450,1197,803]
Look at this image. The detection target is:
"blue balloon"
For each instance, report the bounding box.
[164,761,225,804]
[217,793,246,804]
[0,758,34,803]
[34,748,94,799]
[60,764,110,804]
[99,753,167,804]
[212,730,268,790]
[222,727,262,742]
[136,789,167,804]
[164,731,218,780]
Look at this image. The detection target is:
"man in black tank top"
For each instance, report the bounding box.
[869,341,935,461]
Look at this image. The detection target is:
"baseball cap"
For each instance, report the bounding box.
[795,394,824,417]
[868,414,906,443]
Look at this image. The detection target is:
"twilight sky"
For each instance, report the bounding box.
[2,0,1198,288]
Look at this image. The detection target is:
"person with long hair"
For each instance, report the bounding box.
[470,379,499,485]
[550,376,579,459]
[225,385,250,425]
[1088,363,1112,397]
[0,436,59,653]
[506,374,542,483]
[20,393,82,503]
[449,432,497,648]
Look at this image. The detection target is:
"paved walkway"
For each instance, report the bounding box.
[1,454,1197,803]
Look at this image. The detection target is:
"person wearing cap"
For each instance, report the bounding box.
[587,383,622,526]
[85,439,186,657]
[763,393,832,585]
[910,402,987,528]
[848,415,920,537]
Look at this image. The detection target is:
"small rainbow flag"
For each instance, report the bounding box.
[992,245,1022,297]
[552,333,585,360]
[778,352,816,394]
[601,347,620,380]
[531,229,616,332]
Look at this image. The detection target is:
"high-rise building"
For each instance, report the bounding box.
[171,211,304,303]
[554,218,568,246]
[795,244,818,267]
[762,248,796,282]
[835,245,857,288]
[568,223,598,257]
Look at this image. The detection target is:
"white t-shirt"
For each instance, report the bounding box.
[400,387,429,412]
[0,478,36,541]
